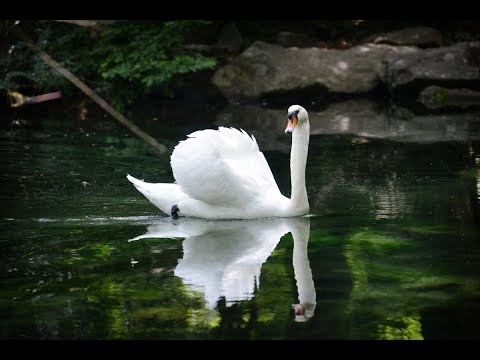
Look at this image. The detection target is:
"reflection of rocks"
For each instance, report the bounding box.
[216,101,480,149]
[360,26,443,47]
[418,85,480,109]
[373,112,480,142]
[216,105,291,153]
[371,175,413,220]
[212,40,480,103]
[313,101,480,142]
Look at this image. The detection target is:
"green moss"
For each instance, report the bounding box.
[133,306,187,322]
[186,308,221,331]
[403,224,453,235]
[377,313,424,340]
[349,231,410,249]
[431,88,449,105]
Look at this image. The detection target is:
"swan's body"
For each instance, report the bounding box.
[127,105,310,219]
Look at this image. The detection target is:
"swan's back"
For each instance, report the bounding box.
[171,127,282,207]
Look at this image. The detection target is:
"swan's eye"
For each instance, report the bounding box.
[287,110,300,121]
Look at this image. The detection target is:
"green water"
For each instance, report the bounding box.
[1,102,480,339]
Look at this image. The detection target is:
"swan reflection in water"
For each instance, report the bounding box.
[129,216,316,322]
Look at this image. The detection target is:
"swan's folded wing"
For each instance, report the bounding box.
[171,127,282,207]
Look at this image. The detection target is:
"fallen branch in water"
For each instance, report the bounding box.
[53,20,117,27]
[9,24,168,154]
[9,91,62,107]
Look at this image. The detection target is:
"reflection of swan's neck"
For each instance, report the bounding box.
[292,219,316,321]
[290,121,310,213]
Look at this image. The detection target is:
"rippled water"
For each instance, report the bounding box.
[1,100,479,339]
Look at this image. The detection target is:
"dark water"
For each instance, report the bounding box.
[1,100,480,340]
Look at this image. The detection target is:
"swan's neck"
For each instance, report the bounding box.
[290,122,309,212]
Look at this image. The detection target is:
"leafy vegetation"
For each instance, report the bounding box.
[1,20,217,111]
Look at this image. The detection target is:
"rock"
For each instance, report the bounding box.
[418,85,480,109]
[212,41,480,103]
[275,32,318,48]
[361,27,443,47]
[385,42,480,88]
[212,41,411,103]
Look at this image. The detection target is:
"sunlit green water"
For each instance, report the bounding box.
[1,102,480,339]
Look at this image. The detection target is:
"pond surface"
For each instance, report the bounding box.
[1,99,480,339]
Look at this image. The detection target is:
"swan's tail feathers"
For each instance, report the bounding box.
[126,174,157,197]
[126,174,146,190]
[126,174,185,216]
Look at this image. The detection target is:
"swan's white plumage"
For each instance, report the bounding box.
[171,127,280,207]
[127,105,310,219]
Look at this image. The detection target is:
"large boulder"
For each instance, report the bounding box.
[212,41,480,103]
[385,42,480,88]
[211,41,412,103]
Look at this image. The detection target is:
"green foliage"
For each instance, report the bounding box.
[0,22,72,93]
[1,20,217,111]
[89,21,216,109]
[431,87,449,105]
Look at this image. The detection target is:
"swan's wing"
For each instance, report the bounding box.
[171,127,281,207]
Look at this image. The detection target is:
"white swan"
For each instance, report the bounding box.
[126,104,310,219]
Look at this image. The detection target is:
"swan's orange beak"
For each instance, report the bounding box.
[285,114,297,134]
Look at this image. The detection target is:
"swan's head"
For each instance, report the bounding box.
[285,105,308,135]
